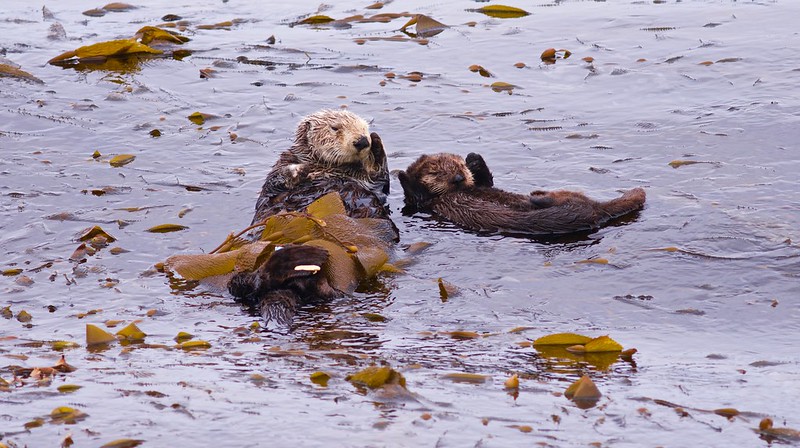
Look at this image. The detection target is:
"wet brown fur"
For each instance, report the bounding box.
[399,153,646,236]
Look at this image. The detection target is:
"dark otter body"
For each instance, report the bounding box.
[399,152,646,236]
[229,110,396,325]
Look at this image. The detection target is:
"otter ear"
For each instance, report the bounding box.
[294,119,311,148]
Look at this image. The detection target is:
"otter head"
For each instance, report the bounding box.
[293,109,373,169]
[398,153,475,207]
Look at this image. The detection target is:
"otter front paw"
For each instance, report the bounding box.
[466,152,494,187]
[529,191,556,208]
[369,132,390,195]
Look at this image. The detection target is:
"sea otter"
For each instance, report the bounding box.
[229,110,396,325]
[398,152,646,236]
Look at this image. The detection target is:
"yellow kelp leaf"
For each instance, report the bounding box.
[564,374,602,403]
[165,250,238,280]
[57,384,82,393]
[346,366,406,389]
[0,63,44,84]
[305,239,357,293]
[187,111,217,125]
[50,341,80,351]
[400,14,447,38]
[441,373,489,384]
[16,310,32,322]
[2,268,23,276]
[109,154,135,167]
[196,21,235,30]
[146,223,188,233]
[583,335,623,353]
[99,439,144,448]
[471,5,530,19]
[533,332,592,346]
[310,371,331,387]
[576,258,608,265]
[179,340,211,350]
[77,225,117,243]
[174,331,193,343]
[468,64,493,77]
[298,15,335,25]
[504,374,519,389]
[86,324,116,345]
[135,26,189,45]
[102,2,137,11]
[260,215,320,243]
[306,192,347,219]
[50,406,88,424]
[758,418,800,442]
[116,322,146,340]
[48,39,162,64]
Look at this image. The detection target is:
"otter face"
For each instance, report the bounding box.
[399,153,475,206]
[294,109,373,168]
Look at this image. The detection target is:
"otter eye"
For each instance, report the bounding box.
[331,125,339,131]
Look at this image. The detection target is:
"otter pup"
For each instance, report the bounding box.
[398,152,646,236]
[230,110,396,325]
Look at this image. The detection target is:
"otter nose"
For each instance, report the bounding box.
[354,135,370,151]
[451,173,465,184]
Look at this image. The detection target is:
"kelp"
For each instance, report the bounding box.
[165,192,395,295]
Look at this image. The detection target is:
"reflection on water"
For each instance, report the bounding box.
[2,0,800,446]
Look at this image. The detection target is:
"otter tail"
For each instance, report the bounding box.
[598,188,646,219]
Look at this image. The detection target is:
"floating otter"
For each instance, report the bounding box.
[251,109,392,225]
[398,152,646,236]
[229,110,396,325]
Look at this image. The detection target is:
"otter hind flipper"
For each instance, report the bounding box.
[598,187,646,219]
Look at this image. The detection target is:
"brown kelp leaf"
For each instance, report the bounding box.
[441,373,489,384]
[16,310,33,322]
[758,418,800,442]
[584,335,623,352]
[714,408,740,418]
[83,8,106,17]
[2,268,23,276]
[400,14,447,38]
[116,322,146,340]
[490,81,516,93]
[565,374,602,403]
[109,154,135,167]
[86,324,116,345]
[470,5,530,19]
[165,251,238,280]
[48,39,162,64]
[468,64,493,77]
[310,371,331,387]
[304,239,357,293]
[353,245,389,278]
[102,2,137,11]
[346,366,406,389]
[196,21,236,30]
[50,341,80,350]
[306,191,347,218]
[135,26,188,45]
[233,241,275,272]
[533,333,592,346]
[668,159,701,168]
[146,223,188,233]
[298,15,335,25]
[174,331,193,343]
[99,439,144,448]
[0,63,44,84]
[441,331,480,340]
[541,48,556,60]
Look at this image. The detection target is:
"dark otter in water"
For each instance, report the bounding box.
[229,110,396,325]
[398,152,646,236]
